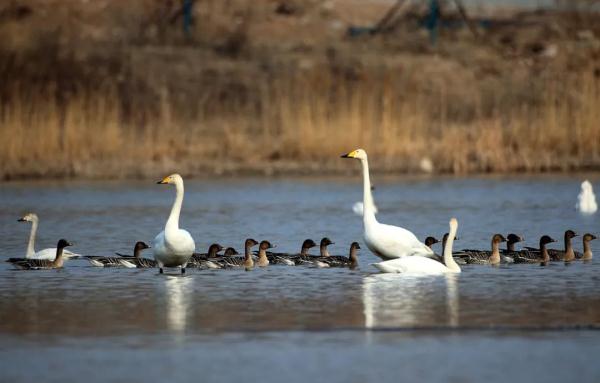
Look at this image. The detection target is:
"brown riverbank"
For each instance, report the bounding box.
[1,1,599,180]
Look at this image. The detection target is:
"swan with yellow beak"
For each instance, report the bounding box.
[341,149,434,260]
[153,174,196,274]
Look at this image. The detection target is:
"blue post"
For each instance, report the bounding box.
[426,0,440,46]
[183,0,193,38]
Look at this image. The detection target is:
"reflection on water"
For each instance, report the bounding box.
[164,276,191,333]
[362,273,459,329]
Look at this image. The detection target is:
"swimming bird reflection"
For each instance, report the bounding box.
[164,276,192,333]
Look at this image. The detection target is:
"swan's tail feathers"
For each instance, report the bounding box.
[118,259,137,268]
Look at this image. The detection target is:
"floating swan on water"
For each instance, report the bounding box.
[341,149,433,260]
[576,180,597,214]
[153,174,195,274]
[18,213,79,260]
[9,239,73,270]
[372,218,461,274]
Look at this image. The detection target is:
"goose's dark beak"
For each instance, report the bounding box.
[17,218,25,222]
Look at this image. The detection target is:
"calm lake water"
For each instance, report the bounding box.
[1,175,599,382]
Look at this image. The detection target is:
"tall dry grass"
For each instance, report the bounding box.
[1,61,599,179]
[1,1,599,179]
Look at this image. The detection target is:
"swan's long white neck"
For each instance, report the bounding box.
[360,157,377,224]
[26,217,38,258]
[444,224,460,272]
[166,179,184,233]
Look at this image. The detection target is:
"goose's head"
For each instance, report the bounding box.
[506,233,524,244]
[301,239,317,251]
[157,173,183,185]
[57,239,73,249]
[320,237,334,247]
[224,247,239,256]
[424,236,440,247]
[245,238,259,248]
[540,235,556,246]
[18,213,38,223]
[259,240,274,251]
[341,149,367,161]
[134,241,151,251]
[492,234,507,244]
[208,243,224,256]
[583,233,597,243]
[565,230,578,241]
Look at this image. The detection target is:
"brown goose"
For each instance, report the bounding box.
[513,235,555,264]
[524,230,581,261]
[455,234,512,265]
[313,242,361,268]
[582,233,597,261]
[221,238,259,268]
[85,241,150,268]
[9,239,72,270]
[114,241,155,268]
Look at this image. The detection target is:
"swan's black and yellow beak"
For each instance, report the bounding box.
[341,150,358,158]
[157,176,170,184]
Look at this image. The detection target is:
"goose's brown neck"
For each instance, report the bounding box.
[320,244,330,257]
[53,247,65,267]
[564,238,575,262]
[134,247,142,259]
[301,247,309,256]
[540,242,550,262]
[490,240,500,264]
[583,240,593,261]
[349,247,358,265]
[507,242,516,252]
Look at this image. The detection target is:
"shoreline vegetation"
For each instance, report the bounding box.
[1,0,599,180]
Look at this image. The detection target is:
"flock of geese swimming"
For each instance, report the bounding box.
[5,148,596,275]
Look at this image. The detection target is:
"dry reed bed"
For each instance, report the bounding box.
[1,63,598,179]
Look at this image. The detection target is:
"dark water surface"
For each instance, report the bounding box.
[1,175,599,382]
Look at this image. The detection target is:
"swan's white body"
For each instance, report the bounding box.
[153,174,195,268]
[576,180,597,214]
[373,218,461,275]
[19,213,79,260]
[343,149,433,260]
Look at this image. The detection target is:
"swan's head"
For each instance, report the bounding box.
[341,149,367,161]
[18,213,38,223]
[301,239,317,250]
[581,180,593,192]
[565,230,578,240]
[224,247,239,256]
[449,218,458,231]
[259,240,274,250]
[492,234,507,244]
[506,233,524,244]
[57,239,73,249]
[583,233,597,242]
[424,236,440,247]
[245,238,259,248]
[134,241,151,251]
[540,235,556,246]
[208,243,224,256]
[157,173,183,185]
[320,237,334,247]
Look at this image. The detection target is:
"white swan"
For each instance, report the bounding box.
[341,149,433,259]
[153,174,196,274]
[576,180,597,214]
[372,217,461,274]
[352,201,378,216]
[18,213,79,260]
